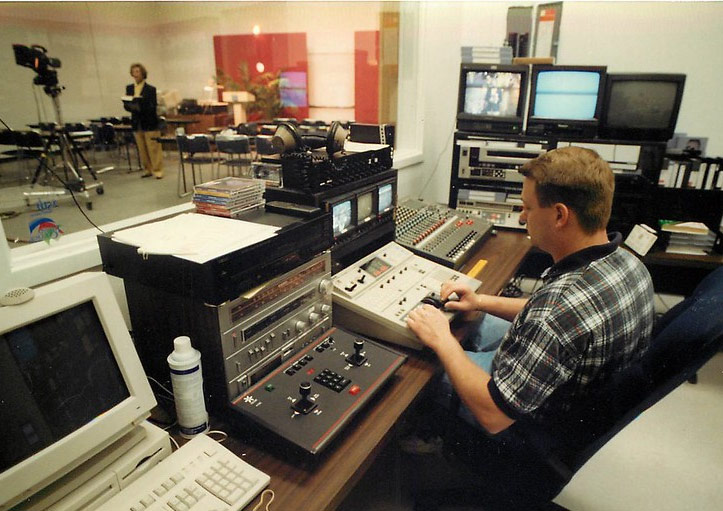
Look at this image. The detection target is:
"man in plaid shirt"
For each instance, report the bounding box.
[407,146,654,434]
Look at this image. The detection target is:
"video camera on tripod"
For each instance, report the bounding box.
[12,43,105,208]
[13,44,61,94]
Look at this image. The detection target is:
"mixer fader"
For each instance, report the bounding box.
[394,199,492,269]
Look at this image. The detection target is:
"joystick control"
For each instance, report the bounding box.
[345,339,368,366]
[291,381,317,414]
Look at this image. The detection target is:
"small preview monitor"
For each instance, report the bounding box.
[527,65,606,138]
[357,191,374,224]
[456,64,529,134]
[600,73,686,141]
[378,183,394,213]
[332,200,353,237]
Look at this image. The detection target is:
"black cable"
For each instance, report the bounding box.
[0,114,104,234]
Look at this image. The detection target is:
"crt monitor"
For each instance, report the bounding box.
[0,272,156,509]
[357,191,375,224]
[378,183,394,214]
[599,73,686,142]
[526,65,607,138]
[456,63,529,134]
[332,199,354,237]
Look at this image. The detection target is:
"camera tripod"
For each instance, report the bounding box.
[25,87,105,210]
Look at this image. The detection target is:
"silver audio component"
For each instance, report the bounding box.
[457,137,549,182]
[456,188,527,231]
[217,252,334,398]
[558,140,642,175]
[332,241,481,350]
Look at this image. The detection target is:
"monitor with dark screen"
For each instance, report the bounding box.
[456,64,529,134]
[357,191,374,223]
[0,272,156,508]
[600,73,685,141]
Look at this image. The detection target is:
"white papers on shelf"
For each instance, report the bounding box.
[624,224,658,256]
[112,213,279,263]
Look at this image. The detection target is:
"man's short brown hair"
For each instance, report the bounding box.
[130,63,147,79]
[519,146,615,234]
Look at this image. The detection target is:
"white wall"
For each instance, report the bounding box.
[0,3,165,128]
[405,1,723,205]
[0,1,381,131]
[558,1,723,157]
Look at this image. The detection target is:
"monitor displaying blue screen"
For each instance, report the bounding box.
[463,71,522,117]
[280,71,308,108]
[378,184,393,212]
[332,200,352,236]
[533,71,602,120]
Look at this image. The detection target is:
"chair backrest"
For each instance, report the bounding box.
[216,135,250,155]
[255,135,278,155]
[177,134,211,155]
[540,266,723,481]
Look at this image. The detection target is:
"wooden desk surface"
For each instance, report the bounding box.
[185,230,532,511]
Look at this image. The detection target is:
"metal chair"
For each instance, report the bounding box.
[254,135,278,159]
[176,134,221,197]
[215,134,252,178]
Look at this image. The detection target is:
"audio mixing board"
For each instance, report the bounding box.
[394,199,493,269]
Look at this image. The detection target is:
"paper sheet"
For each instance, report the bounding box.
[112,213,280,263]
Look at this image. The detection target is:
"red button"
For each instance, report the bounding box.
[348,385,362,395]
[307,368,315,375]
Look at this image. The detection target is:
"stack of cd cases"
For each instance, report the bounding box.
[193,177,265,218]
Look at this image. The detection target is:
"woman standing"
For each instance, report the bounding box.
[124,63,163,179]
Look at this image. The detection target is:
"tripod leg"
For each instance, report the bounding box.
[30,133,55,186]
[69,132,99,181]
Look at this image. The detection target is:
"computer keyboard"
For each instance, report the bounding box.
[103,433,271,511]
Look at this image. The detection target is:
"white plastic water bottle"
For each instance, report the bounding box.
[167,336,210,438]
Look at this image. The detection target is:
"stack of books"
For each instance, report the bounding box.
[192,177,265,218]
[661,221,717,255]
[461,46,513,64]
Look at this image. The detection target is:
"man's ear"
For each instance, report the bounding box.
[554,203,570,228]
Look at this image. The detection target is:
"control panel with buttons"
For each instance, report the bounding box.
[231,326,406,454]
[332,241,482,350]
[394,198,493,269]
[216,252,334,399]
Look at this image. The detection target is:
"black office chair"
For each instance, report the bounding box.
[176,134,221,197]
[414,266,723,511]
[215,134,252,177]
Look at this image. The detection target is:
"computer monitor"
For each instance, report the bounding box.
[599,73,686,142]
[456,64,529,134]
[332,200,353,237]
[526,65,607,138]
[0,272,156,508]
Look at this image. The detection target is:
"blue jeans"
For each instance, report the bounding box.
[434,313,511,428]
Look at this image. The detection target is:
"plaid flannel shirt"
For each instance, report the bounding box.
[488,233,655,421]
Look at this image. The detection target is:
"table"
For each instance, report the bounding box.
[174,230,532,511]
[643,248,723,295]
